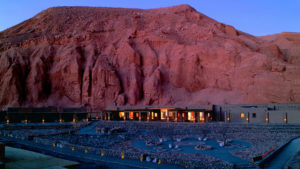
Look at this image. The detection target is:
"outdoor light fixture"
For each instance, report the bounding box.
[101,151,105,156]
[140,155,144,162]
[241,113,245,118]
[6,119,9,125]
[265,117,269,123]
[121,152,125,159]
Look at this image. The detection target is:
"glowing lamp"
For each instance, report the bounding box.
[84,148,88,153]
[140,155,144,162]
[101,151,105,156]
[158,159,162,164]
[121,152,125,159]
[6,120,9,125]
[240,113,245,118]
[72,147,75,151]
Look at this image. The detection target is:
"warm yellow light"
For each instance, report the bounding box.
[59,119,63,123]
[241,113,245,119]
[208,113,210,117]
[155,113,157,117]
[151,112,154,120]
[72,147,75,151]
[265,117,269,123]
[136,113,139,118]
[119,112,125,118]
[188,112,195,121]
[84,148,88,153]
[161,109,168,119]
[121,152,125,159]
[227,117,230,121]
[284,118,287,123]
[199,112,205,121]
[140,155,144,162]
[86,118,89,122]
[158,159,162,164]
[129,112,134,120]
[246,117,249,122]
[6,120,9,124]
[25,120,28,124]
[73,118,76,123]
[101,151,105,156]
[53,143,56,147]
[96,116,99,120]
[42,119,45,124]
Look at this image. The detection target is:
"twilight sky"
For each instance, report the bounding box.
[0,0,299,36]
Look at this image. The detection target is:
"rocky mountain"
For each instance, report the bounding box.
[0,5,300,108]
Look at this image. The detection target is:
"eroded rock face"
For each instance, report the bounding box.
[0,5,300,108]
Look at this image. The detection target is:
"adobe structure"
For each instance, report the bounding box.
[2,103,300,124]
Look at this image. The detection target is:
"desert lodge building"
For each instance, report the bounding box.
[1,104,300,124]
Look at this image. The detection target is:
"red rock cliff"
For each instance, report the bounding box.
[0,5,300,108]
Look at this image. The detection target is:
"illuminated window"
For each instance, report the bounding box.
[136,113,139,117]
[161,109,168,119]
[188,112,195,121]
[155,113,157,117]
[119,112,125,118]
[241,113,245,119]
[129,112,133,120]
[199,112,204,121]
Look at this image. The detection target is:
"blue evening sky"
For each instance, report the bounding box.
[0,0,299,36]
